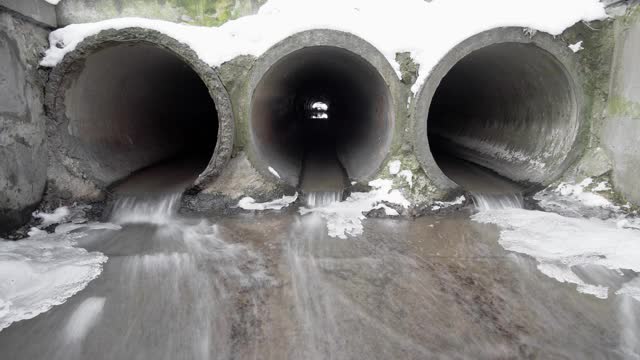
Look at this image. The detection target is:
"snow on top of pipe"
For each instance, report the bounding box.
[40,0,606,93]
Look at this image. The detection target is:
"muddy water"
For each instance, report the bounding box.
[0,160,637,359]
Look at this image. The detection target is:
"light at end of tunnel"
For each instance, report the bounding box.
[311,101,329,111]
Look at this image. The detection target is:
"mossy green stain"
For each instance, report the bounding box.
[608,96,640,118]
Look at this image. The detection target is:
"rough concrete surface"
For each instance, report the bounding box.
[603,7,640,205]
[44,28,234,201]
[0,0,56,27]
[242,29,405,187]
[56,0,266,27]
[0,10,49,233]
[412,27,586,193]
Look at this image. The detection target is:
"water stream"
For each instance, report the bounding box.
[1,159,639,358]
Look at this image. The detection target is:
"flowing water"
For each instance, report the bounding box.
[1,159,639,359]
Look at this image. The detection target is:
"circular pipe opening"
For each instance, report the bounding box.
[47,30,234,194]
[66,43,216,183]
[414,29,581,193]
[250,45,394,189]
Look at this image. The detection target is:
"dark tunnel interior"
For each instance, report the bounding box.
[63,42,218,187]
[250,46,394,190]
[426,42,577,192]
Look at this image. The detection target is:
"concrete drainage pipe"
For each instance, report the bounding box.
[45,28,234,197]
[413,28,584,192]
[247,30,399,189]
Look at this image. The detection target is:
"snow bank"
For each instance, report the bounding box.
[473,208,640,301]
[238,192,298,210]
[41,0,606,93]
[431,196,466,211]
[538,178,616,209]
[0,233,108,331]
[299,179,409,239]
[533,178,632,222]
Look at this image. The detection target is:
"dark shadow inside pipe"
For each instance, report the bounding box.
[64,42,218,187]
[427,43,576,193]
[251,46,393,189]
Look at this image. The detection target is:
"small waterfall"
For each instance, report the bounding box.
[471,192,524,211]
[109,193,181,225]
[618,294,640,357]
[305,191,343,208]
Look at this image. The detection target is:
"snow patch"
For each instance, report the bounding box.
[41,0,606,94]
[33,206,70,227]
[27,227,47,237]
[534,178,620,218]
[238,192,298,210]
[473,208,640,300]
[388,160,401,175]
[0,232,109,331]
[299,179,409,239]
[568,40,584,52]
[268,166,281,179]
[398,170,413,189]
[537,263,608,299]
[593,181,611,192]
[431,196,466,211]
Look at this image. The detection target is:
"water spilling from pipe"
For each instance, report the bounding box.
[3,155,639,358]
[109,193,182,225]
[304,191,343,207]
[471,192,524,210]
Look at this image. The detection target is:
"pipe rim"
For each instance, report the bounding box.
[411,27,585,192]
[246,29,403,187]
[44,27,234,194]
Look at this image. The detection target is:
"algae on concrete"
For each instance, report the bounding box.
[56,0,267,27]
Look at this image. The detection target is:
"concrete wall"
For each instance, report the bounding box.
[0,3,51,232]
[602,6,640,205]
[56,0,265,26]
